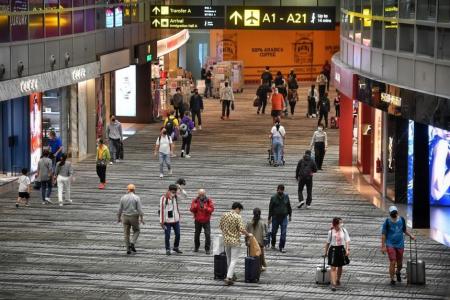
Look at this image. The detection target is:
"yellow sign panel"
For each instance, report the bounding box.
[244,9,260,26]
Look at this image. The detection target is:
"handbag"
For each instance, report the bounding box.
[253,96,261,107]
[231,101,235,111]
[344,254,350,265]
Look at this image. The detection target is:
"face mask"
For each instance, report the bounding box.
[278,191,283,196]
[390,212,398,218]
[112,118,115,122]
[171,192,176,197]
[162,131,167,135]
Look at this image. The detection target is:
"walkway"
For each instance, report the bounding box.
[0,86,449,299]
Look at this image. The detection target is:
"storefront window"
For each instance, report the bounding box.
[437,28,450,60]
[60,12,72,35]
[399,0,415,19]
[42,89,62,146]
[29,0,44,39]
[399,24,414,52]
[73,10,84,33]
[372,20,382,48]
[0,0,9,42]
[372,0,383,16]
[417,25,435,57]
[417,0,436,20]
[438,0,450,22]
[11,0,28,41]
[384,21,397,51]
[86,8,95,31]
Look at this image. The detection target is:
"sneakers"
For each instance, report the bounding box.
[127,248,131,255]
[280,248,286,253]
[199,125,202,130]
[166,250,171,256]
[185,154,191,158]
[116,159,120,162]
[224,278,234,286]
[181,151,184,158]
[45,197,53,203]
[396,272,402,282]
[297,201,305,209]
[331,286,336,291]
[261,266,267,272]
[15,203,19,208]
[390,279,396,286]
[192,127,197,131]
[160,174,164,178]
[193,248,199,253]
[168,169,173,175]
[98,183,105,189]
[59,202,63,207]
[173,248,183,254]
[130,243,136,253]
[306,205,311,209]
[109,162,113,165]
[205,250,211,255]
[270,246,276,250]
[42,201,47,205]
[170,153,177,158]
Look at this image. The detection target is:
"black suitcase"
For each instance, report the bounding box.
[245,247,261,283]
[407,239,426,285]
[214,251,227,280]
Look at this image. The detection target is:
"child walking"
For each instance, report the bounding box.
[16,168,31,208]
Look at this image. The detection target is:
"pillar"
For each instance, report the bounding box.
[339,94,353,166]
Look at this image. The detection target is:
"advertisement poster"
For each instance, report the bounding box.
[29,93,42,180]
[407,120,414,205]
[106,8,114,28]
[115,65,136,117]
[114,6,123,27]
[429,126,450,206]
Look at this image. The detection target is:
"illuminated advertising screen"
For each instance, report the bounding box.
[407,120,414,205]
[29,93,42,180]
[106,8,114,28]
[115,65,136,117]
[114,6,123,27]
[429,125,450,206]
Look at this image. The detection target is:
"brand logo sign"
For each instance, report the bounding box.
[381,92,401,107]
[72,68,86,81]
[19,79,38,93]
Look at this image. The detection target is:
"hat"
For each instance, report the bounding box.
[389,206,398,213]
[127,184,136,191]
[169,184,178,191]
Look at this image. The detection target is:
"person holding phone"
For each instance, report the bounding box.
[160,184,182,256]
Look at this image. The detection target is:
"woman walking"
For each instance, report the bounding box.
[324,217,350,291]
[220,82,235,120]
[180,111,194,158]
[96,139,111,189]
[270,118,286,167]
[246,208,267,271]
[310,123,328,170]
[54,153,74,206]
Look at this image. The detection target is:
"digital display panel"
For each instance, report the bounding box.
[115,65,136,117]
[106,8,114,28]
[115,6,123,27]
[407,120,414,205]
[429,125,450,206]
[30,93,42,181]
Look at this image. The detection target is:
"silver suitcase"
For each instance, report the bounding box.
[316,256,331,284]
[407,239,426,285]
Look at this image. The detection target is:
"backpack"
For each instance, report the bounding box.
[179,123,189,138]
[319,99,328,112]
[384,217,406,237]
[262,72,271,83]
[165,117,175,135]
[298,159,313,178]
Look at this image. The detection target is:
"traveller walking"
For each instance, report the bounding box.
[296,150,318,209]
[190,189,215,254]
[270,88,285,122]
[205,67,213,98]
[256,84,271,115]
[316,71,328,98]
[310,123,328,170]
[155,128,173,178]
[107,115,123,164]
[220,82,235,120]
[317,92,331,128]
[201,66,207,80]
[180,111,194,158]
[381,206,416,285]
[54,153,74,206]
[219,202,252,285]
[287,75,299,116]
[274,71,288,114]
[164,110,179,157]
[37,149,53,204]
[288,68,296,81]
[270,119,286,167]
[117,184,144,255]
[96,139,111,189]
[324,217,351,291]
[190,89,204,130]
[171,87,184,119]
[307,84,319,118]
[268,184,292,253]
[160,184,183,255]
[16,168,31,208]
[322,60,331,91]
[334,91,341,117]
[246,208,267,271]
[261,66,273,86]
[48,131,63,169]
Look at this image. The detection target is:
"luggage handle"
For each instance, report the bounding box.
[409,236,418,263]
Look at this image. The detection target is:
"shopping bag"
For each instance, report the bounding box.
[213,234,224,255]
[249,236,261,257]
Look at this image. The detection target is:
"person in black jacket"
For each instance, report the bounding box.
[296,150,318,209]
[317,92,331,128]
[190,89,204,130]
[268,184,292,253]
[261,66,273,86]
[256,84,272,114]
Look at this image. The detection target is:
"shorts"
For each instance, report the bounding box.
[386,247,404,262]
[18,192,30,199]
[271,110,281,118]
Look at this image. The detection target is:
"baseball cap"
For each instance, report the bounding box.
[389,206,398,213]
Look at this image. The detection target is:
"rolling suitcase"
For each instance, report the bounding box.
[214,251,227,280]
[245,247,261,283]
[316,256,331,284]
[407,239,426,285]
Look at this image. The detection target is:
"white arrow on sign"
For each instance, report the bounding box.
[152,19,160,27]
[229,11,243,25]
[152,6,160,15]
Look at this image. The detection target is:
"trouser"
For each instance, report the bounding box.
[159,153,171,174]
[96,164,107,183]
[174,106,182,119]
[318,111,329,128]
[181,134,192,155]
[259,244,267,268]
[123,215,140,248]
[289,101,297,115]
[273,141,283,165]
[258,98,267,113]
[194,221,211,251]
[319,85,326,97]
[326,76,330,91]
[109,138,120,161]
[308,98,316,116]
[314,142,326,169]
[271,216,288,249]
[298,176,313,205]
[225,246,240,279]
[57,175,71,203]
[164,222,180,250]
[222,100,231,117]
[191,110,202,126]
[335,105,340,117]
[40,180,52,200]
[205,82,212,97]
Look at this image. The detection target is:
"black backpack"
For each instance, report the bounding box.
[298,159,313,178]
[165,117,175,135]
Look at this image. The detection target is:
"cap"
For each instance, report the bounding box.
[389,206,398,213]
[168,184,178,191]
[127,184,135,191]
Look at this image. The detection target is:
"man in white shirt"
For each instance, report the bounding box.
[155,128,173,178]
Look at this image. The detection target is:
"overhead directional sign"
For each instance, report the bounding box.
[225,6,335,30]
[150,5,225,29]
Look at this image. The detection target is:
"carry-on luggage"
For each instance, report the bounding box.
[330,117,339,129]
[316,255,331,284]
[407,239,426,285]
[245,247,261,283]
[214,251,227,280]
[118,141,124,160]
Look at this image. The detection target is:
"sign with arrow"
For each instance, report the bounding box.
[150,5,225,29]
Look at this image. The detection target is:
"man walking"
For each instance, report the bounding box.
[48,131,63,169]
[205,67,213,98]
[107,115,123,164]
[296,150,318,209]
[219,202,252,286]
[160,184,183,255]
[117,184,144,255]
[256,84,271,115]
[155,128,173,178]
[190,189,215,254]
[317,93,331,129]
[268,185,292,253]
[381,206,416,285]
[220,82,234,120]
[260,66,273,86]
[171,87,184,119]
[37,149,53,204]
[190,89,204,130]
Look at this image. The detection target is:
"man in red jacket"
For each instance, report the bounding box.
[190,189,215,254]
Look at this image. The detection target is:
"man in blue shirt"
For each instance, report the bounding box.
[48,131,63,165]
[381,206,416,285]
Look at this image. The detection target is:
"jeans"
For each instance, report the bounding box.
[181,134,192,155]
[258,98,267,114]
[298,176,313,205]
[289,100,297,115]
[109,138,120,162]
[271,216,288,250]
[319,85,326,98]
[164,222,181,250]
[225,246,240,279]
[273,141,283,165]
[314,142,326,170]
[318,111,329,128]
[57,175,71,203]
[335,105,340,117]
[205,82,212,97]
[191,110,202,127]
[123,215,140,248]
[222,100,231,117]
[194,221,211,251]
[159,152,171,174]
[96,164,107,183]
[40,180,52,200]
